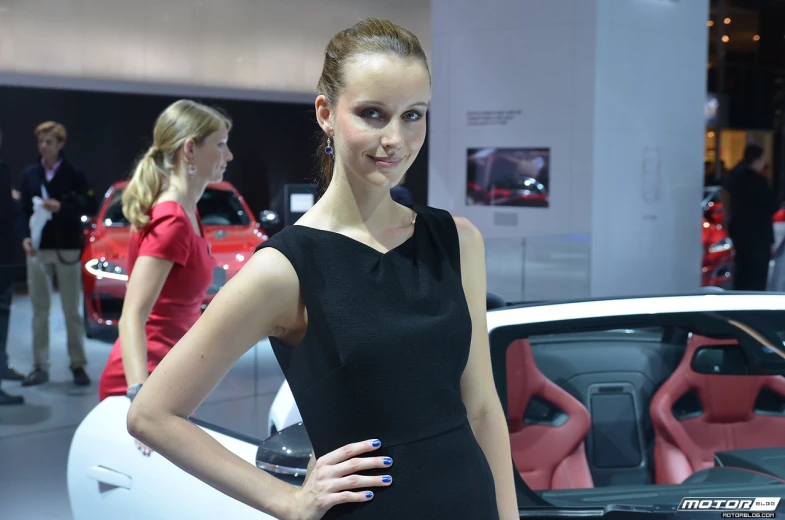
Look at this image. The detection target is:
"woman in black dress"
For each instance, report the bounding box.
[128,18,519,520]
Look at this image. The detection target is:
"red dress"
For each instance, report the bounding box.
[98,201,214,401]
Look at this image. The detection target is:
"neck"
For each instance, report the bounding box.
[43,156,60,169]
[316,170,404,233]
[165,173,208,213]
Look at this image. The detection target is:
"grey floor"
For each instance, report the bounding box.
[0,293,285,520]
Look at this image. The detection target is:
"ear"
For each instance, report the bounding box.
[182,138,196,162]
[315,95,334,136]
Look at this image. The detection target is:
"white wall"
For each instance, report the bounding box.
[430,0,597,301]
[429,0,596,241]
[430,0,709,300]
[590,0,709,296]
[0,0,430,100]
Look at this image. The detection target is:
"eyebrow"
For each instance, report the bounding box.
[359,100,430,109]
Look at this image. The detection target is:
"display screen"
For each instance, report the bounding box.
[466,147,550,208]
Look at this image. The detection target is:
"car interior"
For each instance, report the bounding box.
[491,307,785,509]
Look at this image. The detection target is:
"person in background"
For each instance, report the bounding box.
[0,127,25,404]
[721,144,780,291]
[98,100,232,453]
[18,121,96,387]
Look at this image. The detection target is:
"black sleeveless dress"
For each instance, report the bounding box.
[255,205,499,520]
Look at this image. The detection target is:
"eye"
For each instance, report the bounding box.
[404,111,424,121]
[361,108,382,119]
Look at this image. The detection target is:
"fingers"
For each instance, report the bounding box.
[321,490,378,509]
[135,439,153,457]
[318,439,382,467]
[330,474,393,493]
[332,455,393,478]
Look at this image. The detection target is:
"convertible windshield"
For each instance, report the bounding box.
[492,308,785,510]
[101,187,251,227]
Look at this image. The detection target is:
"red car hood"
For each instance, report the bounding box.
[87,225,265,266]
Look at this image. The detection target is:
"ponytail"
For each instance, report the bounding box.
[122,148,168,230]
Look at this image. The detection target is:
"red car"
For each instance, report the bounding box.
[81,180,270,338]
[701,217,733,287]
[701,186,733,287]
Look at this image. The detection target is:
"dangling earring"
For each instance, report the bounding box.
[325,137,333,155]
[188,164,196,175]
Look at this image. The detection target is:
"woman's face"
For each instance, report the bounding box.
[328,53,430,188]
[192,126,233,183]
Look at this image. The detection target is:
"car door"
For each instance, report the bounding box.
[67,396,275,520]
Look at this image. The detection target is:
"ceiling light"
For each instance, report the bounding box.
[753,34,761,41]
[707,20,714,27]
[722,35,730,43]
[724,17,731,24]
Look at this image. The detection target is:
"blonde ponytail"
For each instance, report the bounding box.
[122,148,167,230]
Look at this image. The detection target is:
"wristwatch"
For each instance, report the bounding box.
[126,383,143,402]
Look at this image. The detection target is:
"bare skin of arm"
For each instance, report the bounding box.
[127,249,392,520]
[118,256,174,388]
[455,216,519,520]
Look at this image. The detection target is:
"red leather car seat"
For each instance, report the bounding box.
[506,339,594,491]
[650,335,785,485]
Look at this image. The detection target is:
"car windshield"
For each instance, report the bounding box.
[702,187,720,207]
[491,307,785,510]
[101,187,251,227]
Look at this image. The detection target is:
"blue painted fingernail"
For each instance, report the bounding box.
[382,475,392,483]
[366,491,374,499]
[372,439,381,447]
[383,457,393,465]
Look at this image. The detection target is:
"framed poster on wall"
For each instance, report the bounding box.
[466,147,550,208]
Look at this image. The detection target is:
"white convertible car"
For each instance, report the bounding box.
[68,292,785,519]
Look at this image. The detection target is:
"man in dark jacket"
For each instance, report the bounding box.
[721,144,780,291]
[19,121,96,387]
[0,127,25,404]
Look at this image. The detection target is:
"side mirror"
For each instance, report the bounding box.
[256,422,311,486]
[259,210,282,234]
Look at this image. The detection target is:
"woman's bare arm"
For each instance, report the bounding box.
[454,216,519,520]
[127,248,304,516]
[118,256,173,387]
[126,248,394,519]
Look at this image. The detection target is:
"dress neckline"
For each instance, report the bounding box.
[292,207,418,257]
[154,199,206,239]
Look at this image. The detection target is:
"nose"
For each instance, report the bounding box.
[225,146,234,162]
[380,122,404,153]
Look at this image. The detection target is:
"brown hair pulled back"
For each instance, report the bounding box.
[315,18,429,188]
[122,99,231,230]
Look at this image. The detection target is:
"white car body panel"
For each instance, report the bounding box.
[68,397,274,520]
[268,380,302,437]
[267,293,785,433]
